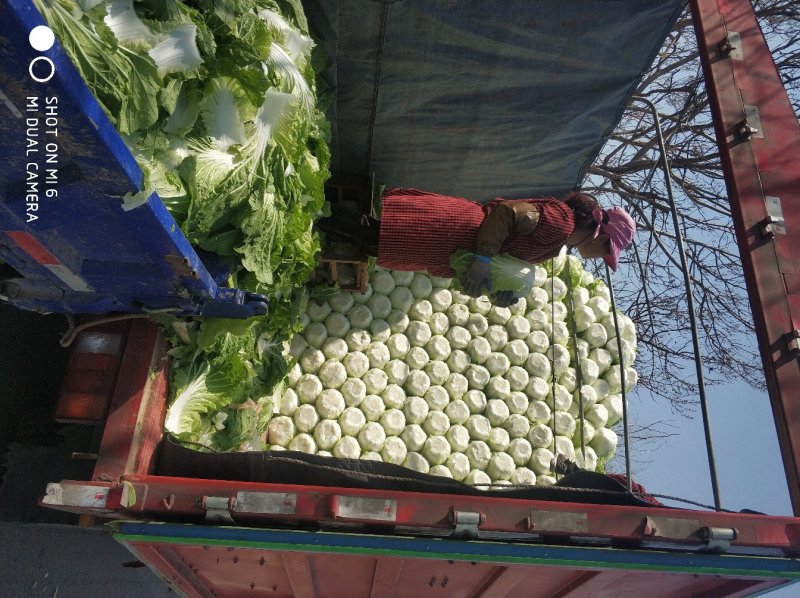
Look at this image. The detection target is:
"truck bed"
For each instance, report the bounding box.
[42,321,800,597]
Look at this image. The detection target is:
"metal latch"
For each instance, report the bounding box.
[449,509,484,539]
[785,330,800,357]
[202,496,236,524]
[699,527,737,553]
[737,106,764,142]
[759,216,784,240]
[718,31,742,60]
[759,196,786,240]
[737,120,759,141]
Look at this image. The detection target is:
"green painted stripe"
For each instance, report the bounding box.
[114,533,800,580]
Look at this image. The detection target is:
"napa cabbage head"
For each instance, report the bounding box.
[164,359,231,439]
[450,250,537,295]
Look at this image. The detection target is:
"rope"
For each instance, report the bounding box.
[164,438,731,511]
[564,255,586,461]
[365,1,389,177]
[60,308,181,347]
[549,262,559,481]
[605,266,633,494]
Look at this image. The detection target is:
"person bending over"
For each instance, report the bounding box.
[320,188,636,305]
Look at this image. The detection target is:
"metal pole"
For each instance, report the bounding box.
[565,257,587,462]
[549,263,559,481]
[632,96,722,510]
[604,266,633,493]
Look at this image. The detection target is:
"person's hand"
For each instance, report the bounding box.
[464,259,491,297]
[492,290,519,308]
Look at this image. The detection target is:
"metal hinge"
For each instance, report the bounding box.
[202,495,236,524]
[699,527,738,553]
[643,517,737,552]
[449,509,484,539]
[718,31,743,60]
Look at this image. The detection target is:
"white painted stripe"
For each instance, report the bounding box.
[333,496,397,522]
[236,491,297,515]
[42,483,109,508]
[45,263,93,292]
[0,87,23,118]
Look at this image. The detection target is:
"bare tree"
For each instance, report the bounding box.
[583,0,800,415]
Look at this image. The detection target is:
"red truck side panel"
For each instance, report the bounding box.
[691,0,800,514]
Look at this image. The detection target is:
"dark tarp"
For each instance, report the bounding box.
[157,440,663,508]
[304,0,685,201]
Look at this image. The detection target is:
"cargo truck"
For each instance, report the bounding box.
[2,0,800,596]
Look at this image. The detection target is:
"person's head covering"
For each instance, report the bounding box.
[565,192,636,271]
[593,206,636,271]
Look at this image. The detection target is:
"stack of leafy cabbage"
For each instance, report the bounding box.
[264,253,637,483]
[35,0,332,447]
[36,0,330,302]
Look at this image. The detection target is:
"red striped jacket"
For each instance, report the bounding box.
[377,188,575,278]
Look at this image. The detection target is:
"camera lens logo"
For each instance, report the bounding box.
[28,26,56,83]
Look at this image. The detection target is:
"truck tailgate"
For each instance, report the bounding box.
[114,521,796,598]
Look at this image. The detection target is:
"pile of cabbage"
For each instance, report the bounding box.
[267,253,638,487]
[35,0,331,339]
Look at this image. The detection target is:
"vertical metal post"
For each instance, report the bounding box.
[632,97,721,510]
[604,268,633,494]
[549,264,560,481]
[691,0,800,514]
[565,258,587,462]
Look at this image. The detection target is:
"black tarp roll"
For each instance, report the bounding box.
[157,440,663,508]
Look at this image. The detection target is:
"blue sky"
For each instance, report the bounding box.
[617,345,797,595]
[628,380,792,516]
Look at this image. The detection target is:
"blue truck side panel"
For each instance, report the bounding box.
[0,1,267,318]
